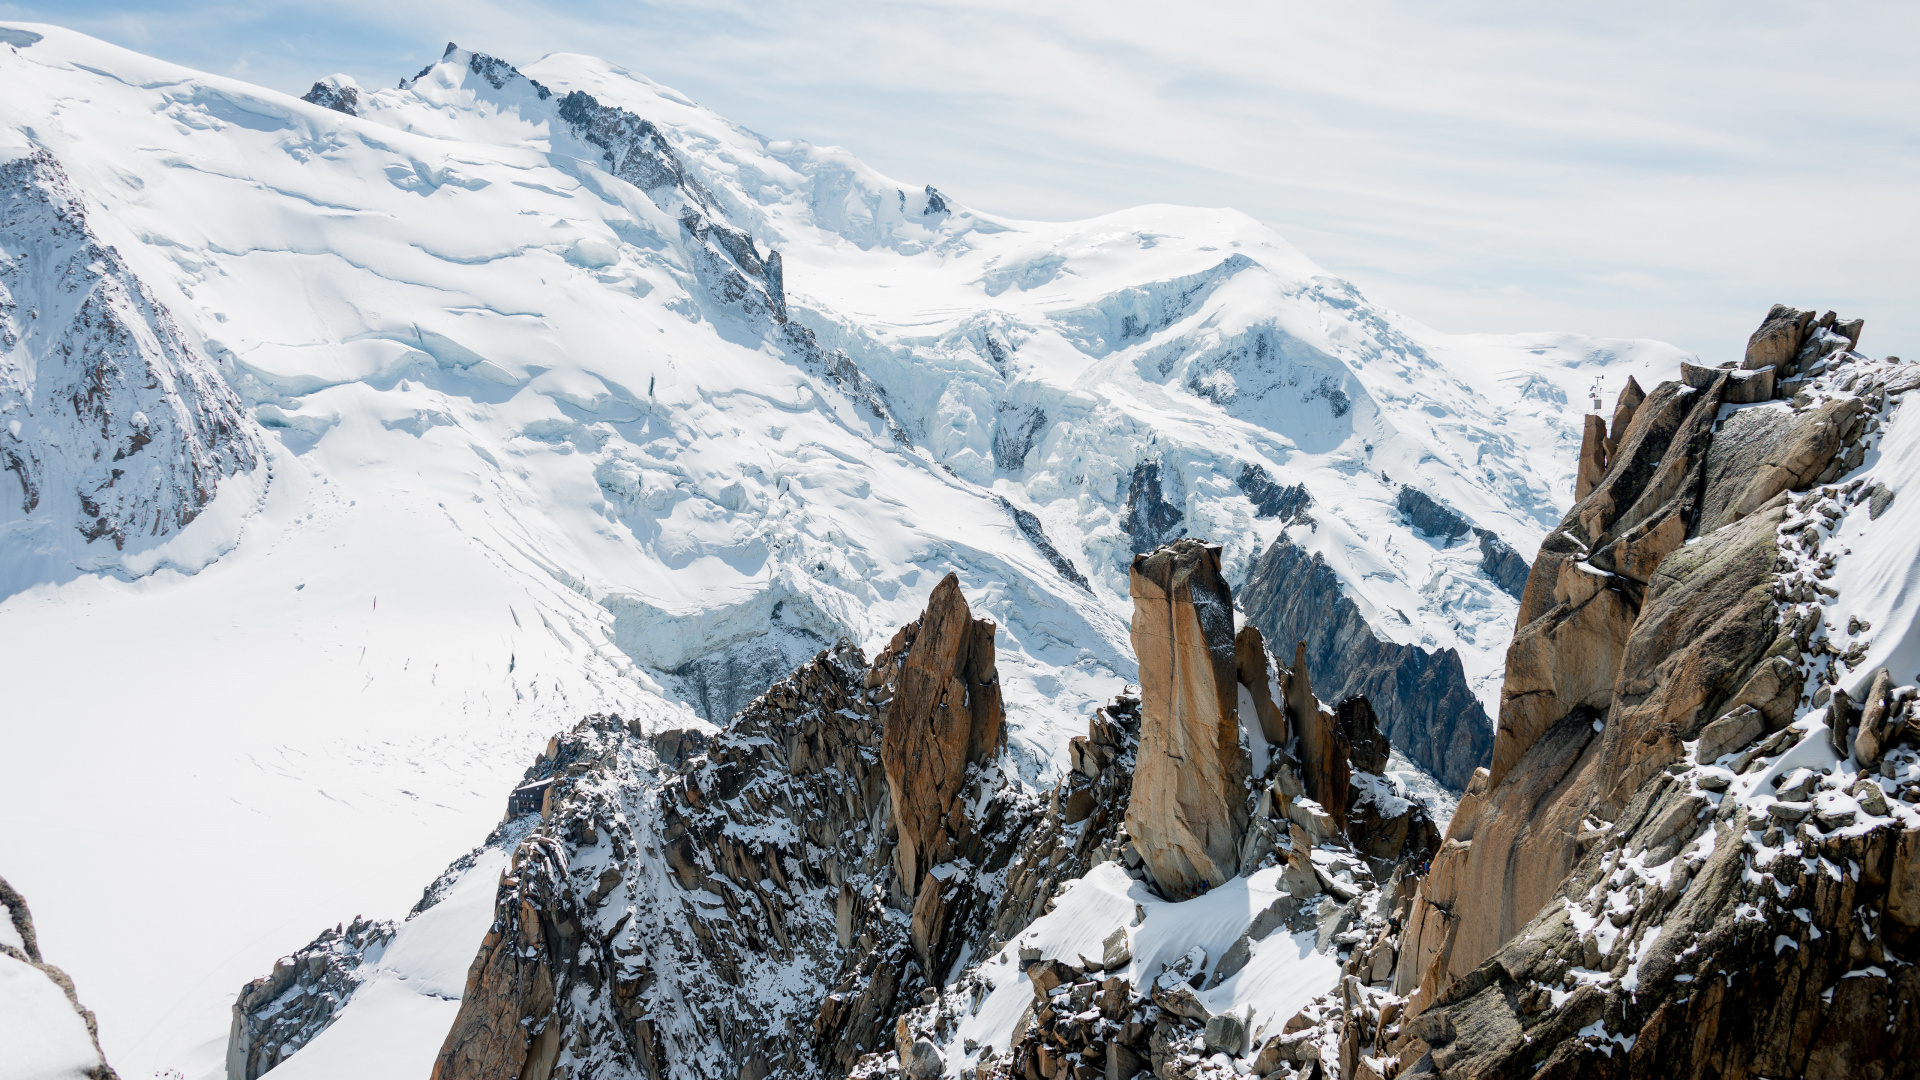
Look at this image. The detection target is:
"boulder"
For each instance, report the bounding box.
[1124,540,1249,896]
[1203,1012,1247,1056]
[1285,797,1340,844]
[1252,1032,1321,1071]
[881,573,1005,892]
[903,1039,943,1079]
[1853,668,1898,767]
[1742,304,1815,371]
[1696,705,1764,764]
[1153,982,1211,1022]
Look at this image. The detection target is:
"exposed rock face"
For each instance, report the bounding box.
[995,496,1092,592]
[880,573,1006,894]
[1397,486,1471,539]
[1355,308,1920,1079]
[1242,532,1495,790]
[991,403,1046,472]
[1742,303,1815,371]
[0,874,119,1080]
[1237,463,1313,522]
[1124,460,1185,553]
[423,579,1137,1080]
[299,77,359,115]
[1288,643,1352,833]
[1125,539,1250,895]
[0,148,261,557]
[227,917,396,1080]
[1394,488,1533,600]
[1236,624,1289,746]
[1472,528,1531,601]
[878,657,1439,1080]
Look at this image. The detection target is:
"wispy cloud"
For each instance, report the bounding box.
[4,0,1916,358]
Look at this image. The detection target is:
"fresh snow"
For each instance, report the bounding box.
[0,949,104,1080]
[262,847,511,1080]
[949,863,1339,1072]
[0,22,1685,1077]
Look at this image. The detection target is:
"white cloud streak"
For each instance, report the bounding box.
[5,0,1917,358]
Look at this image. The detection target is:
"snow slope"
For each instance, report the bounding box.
[0,24,1684,1077]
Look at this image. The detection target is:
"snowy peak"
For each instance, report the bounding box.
[0,147,261,577]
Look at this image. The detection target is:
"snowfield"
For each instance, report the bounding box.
[0,23,1685,1078]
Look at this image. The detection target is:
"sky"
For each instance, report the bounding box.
[3,0,1915,361]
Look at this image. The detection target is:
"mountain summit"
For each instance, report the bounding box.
[0,24,1711,1078]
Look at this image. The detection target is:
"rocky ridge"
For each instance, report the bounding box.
[419,576,1151,1080]
[0,147,261,565]
[1241,532,1496,791]
[1275,308,1920,1079]
[857,538,1438,1080]
[239,534,1443,1080]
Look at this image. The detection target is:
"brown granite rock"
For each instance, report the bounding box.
[1285,640,1352,827]
[1608,375,1645,446]
[1234,623,1289,746]
[1124,539,1249,895]
[881,573,1005,892]
[1853,668,1899,768]
[429,855,562,1080]
[1743,303,1816,371]
[1714,397,1863,528]
[1574,414,1608,503]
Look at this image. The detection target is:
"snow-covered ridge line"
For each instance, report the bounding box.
[1,146,262,579]
[0,21,1686,1075]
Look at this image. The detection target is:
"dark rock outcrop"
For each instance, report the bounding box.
[996,496,1091,592]
[1397,487,1534,601]
[1124,461,1185,553]
[1241,533,1495,790]
[1237,463,1312,522]
[300,78,359,115]
[227,917,395,1080]
[1472,528,1530,600]
[991,404,1047,472]
[1398,487,1469,540]
[0,148,261,553]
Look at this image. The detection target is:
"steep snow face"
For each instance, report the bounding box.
[0,23,1687,1078]
[519,52,1687,711]
[0,147,261,580]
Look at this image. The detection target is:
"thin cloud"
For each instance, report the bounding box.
[3,0,1916,358]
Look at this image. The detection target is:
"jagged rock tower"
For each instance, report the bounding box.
[880,573,1005,897]
[1124,539,1251,895]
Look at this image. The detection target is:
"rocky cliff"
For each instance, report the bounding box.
[0,147,260,567]
[1278,308,1920,1079]
[420,575,1153,1080]
[1241,532,1496,790]
[237,530,1450,1080]
[1126,540,1250,895]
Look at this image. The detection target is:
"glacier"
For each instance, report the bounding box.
[0,23,1688,1078]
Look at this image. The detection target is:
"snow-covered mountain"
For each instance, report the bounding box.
[0,23,1686,1078]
